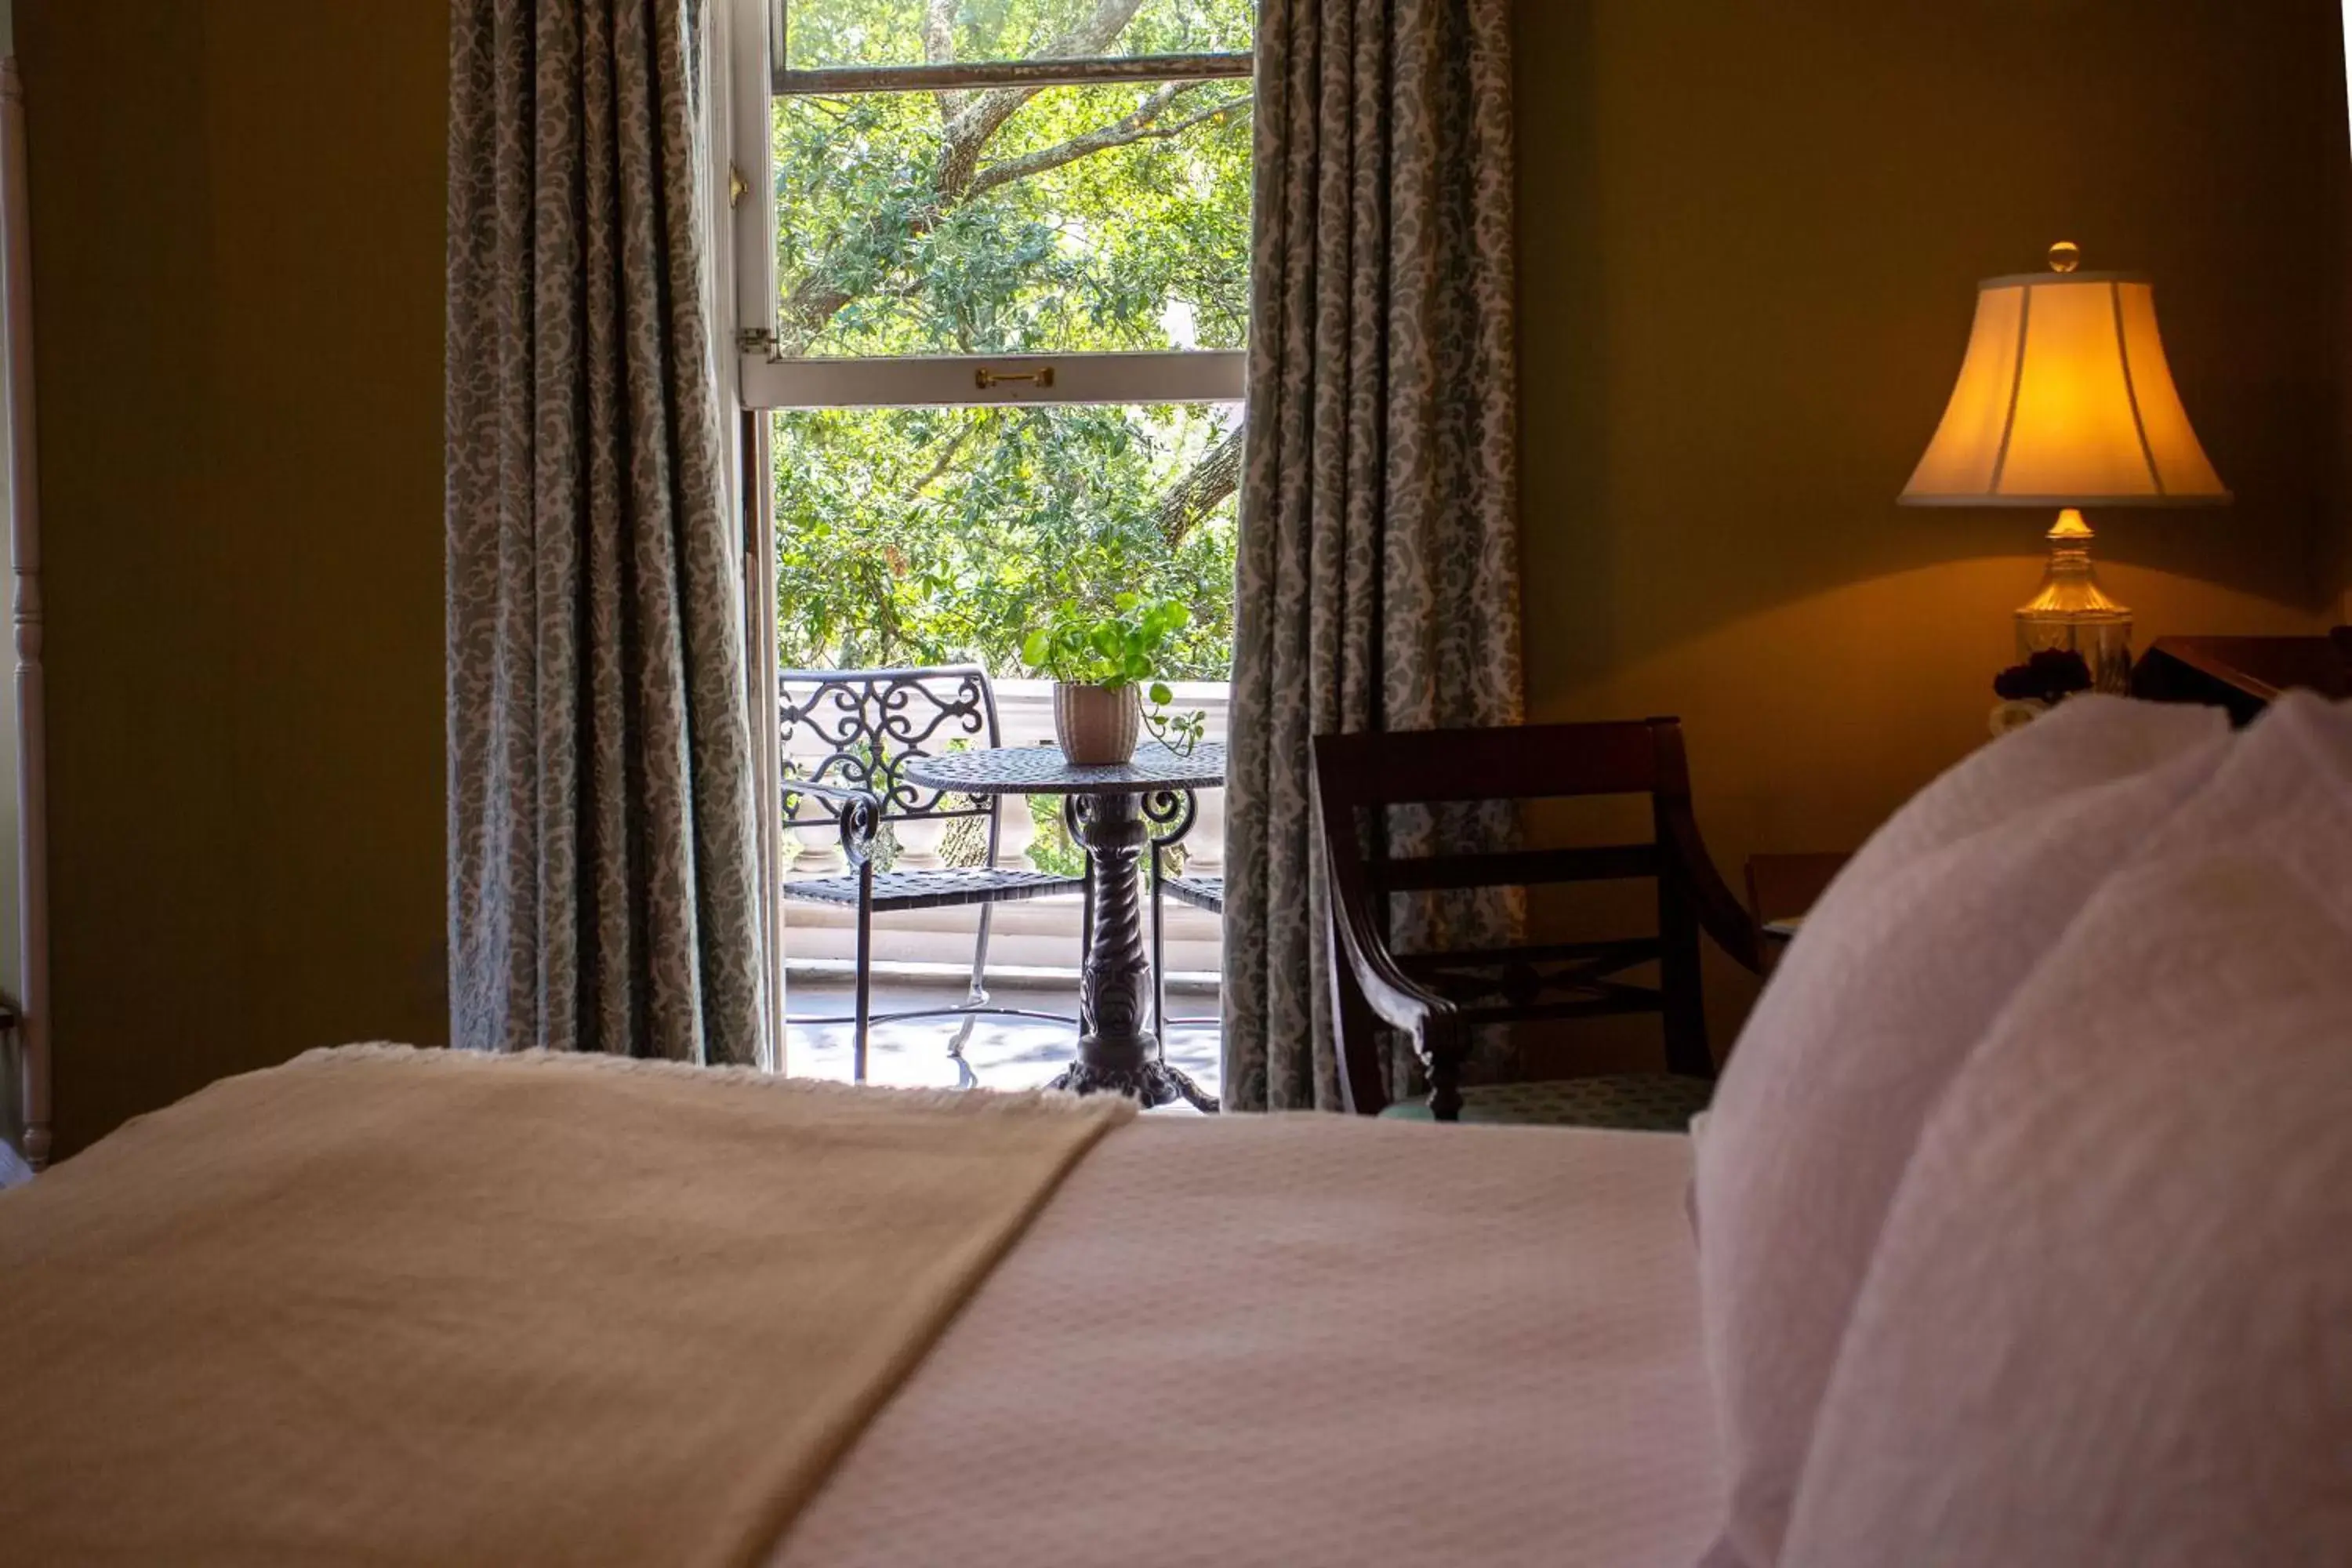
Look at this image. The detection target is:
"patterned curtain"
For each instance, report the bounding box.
[445,0,764,1064]
[1222,0,1524,1111]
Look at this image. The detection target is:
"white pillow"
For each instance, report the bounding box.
[1784,691,2352,1565]
[1693,695,2230,1567]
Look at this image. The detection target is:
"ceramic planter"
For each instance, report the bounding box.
[1054,682,1141,765]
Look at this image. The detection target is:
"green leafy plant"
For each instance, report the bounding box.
[1022,596,1208,757]
[1143,691,1207,757]
[1020,594,1188,685]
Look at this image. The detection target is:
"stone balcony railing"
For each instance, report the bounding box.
[781,678,1229,985]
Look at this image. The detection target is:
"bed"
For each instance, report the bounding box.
[5,691,2350,1566]
[771,1112,1715,1568]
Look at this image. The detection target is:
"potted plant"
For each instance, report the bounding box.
[1988,648,2094,737]
[1022,596,1207,765]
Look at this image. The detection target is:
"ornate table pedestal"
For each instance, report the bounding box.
[898,742,1225,1114]
[1057,790,1218,1112]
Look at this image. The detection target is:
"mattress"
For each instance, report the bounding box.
[772,1112,1719,1568]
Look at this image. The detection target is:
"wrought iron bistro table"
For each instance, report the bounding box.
[900,741,1225,1113]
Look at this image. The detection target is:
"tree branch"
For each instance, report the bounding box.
[779,0,1172,354]
[934,0,1147,202]
[1153,425,1245,550]
[924,0,966,122]
[1047,0,1155,65]
[969,86,1251,201]
[908,417,985,499]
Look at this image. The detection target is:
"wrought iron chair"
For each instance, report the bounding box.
[779,666,1087,1083]
[1146,814,1223,1038]
[1314,719,1764,1128]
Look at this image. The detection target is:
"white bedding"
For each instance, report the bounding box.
[773,1112,1718,1568]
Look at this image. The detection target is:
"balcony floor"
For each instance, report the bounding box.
[783,977,1223,1112]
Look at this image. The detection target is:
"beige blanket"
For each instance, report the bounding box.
[0,1045,1133,1566]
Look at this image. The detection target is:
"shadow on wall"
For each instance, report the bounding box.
[1517,0,2346,692]
[1512,0,2349,1054]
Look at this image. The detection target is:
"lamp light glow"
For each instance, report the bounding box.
[1901,244,2230,690]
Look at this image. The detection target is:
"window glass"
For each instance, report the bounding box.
[773,80,1251,359]
[771,402,1240,676]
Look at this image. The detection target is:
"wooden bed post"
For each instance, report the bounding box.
[5,56,51,1171]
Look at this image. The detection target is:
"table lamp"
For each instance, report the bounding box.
[1900,242,2231,691]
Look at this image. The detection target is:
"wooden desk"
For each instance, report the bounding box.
[1746,851,1849,971]
[2132,632,2351,727]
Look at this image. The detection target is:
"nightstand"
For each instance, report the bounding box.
[1745,851,1850,971]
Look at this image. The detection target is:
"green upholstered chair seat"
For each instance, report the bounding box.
[1378,1073,1714,1132]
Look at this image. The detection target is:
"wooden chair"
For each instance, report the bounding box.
[1312,720,1763,1127]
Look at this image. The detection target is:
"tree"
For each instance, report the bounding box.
[771,0,1254,678]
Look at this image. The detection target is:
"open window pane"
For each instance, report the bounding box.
[782,0,1254,74]
[772,401,1240,677]
[772,79,1251,361]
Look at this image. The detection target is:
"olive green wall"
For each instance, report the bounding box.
[17,2,2349,1146]
[1515,0,2350,1047]
[20,1,448,1155]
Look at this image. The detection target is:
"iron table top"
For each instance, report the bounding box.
[902,741,1227,797]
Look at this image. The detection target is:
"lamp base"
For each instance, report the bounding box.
[2017,508,2133,693]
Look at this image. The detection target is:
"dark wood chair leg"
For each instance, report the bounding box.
[1658,874,1712,1077]
[1330,924,1389,1116]
[1661,973,1710,1077]
[1422,1018,1468,1123]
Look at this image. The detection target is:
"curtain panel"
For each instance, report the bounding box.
[1223,0,1525,1111]
[446,0,764,1064]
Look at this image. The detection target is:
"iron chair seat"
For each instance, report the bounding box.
[1162,873,1224,913]
[782,866,1080,910]
[1145,810,1225,1036]
[779,665,1090,1083]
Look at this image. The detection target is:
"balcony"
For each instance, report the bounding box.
[779,678,1227,1093]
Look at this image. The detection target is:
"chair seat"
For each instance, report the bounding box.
[782,866,1083,912]
[1378,1073,1714,1132]
[1165,873,1224,913]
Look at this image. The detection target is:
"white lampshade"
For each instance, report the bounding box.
[1900,254,2230,507]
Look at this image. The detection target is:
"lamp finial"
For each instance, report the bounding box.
[2047,241,2082,274]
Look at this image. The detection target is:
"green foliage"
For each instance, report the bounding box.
[1023,795,1087,877]
[774,404,1237,677]
[1020,593,1189,685]
[1021,595,1210,756]
[775,82,1251,360]
[1142,688,1207,757]
[770,0,1254,681]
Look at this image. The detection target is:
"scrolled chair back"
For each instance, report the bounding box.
[777,665,1004,824]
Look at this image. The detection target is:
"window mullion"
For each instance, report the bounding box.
[775,51,1254,97]
[739,350,1246,412]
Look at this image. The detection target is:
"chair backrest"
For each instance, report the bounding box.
[1312,720,1738,912]
[1315,720,1686,812]
[779,666,1004,827]
[1312,720,1760,1105]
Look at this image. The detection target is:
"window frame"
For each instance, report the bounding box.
[732,0,1254,412]
[721,0,1255,1064]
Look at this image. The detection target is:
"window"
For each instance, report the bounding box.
[739,0,1253,409]
[724,1,1254,1052]
[730,0,1254,665]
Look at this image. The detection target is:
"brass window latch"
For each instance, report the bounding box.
[975,365,1054,390]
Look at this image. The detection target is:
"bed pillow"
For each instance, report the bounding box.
[1693,695,2230,1568]
[1783,691,2352,1566]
